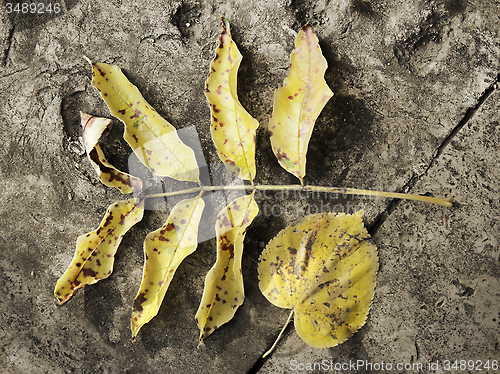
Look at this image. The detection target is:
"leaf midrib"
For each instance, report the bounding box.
[74,198,144,284]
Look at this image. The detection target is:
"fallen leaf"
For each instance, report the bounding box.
[85,57,200,184]
[54,198,145,305]
[195,191,259,341]
[269,26,333,184]
[205,17,259,182]
[258,211,378,350]
[131,193,205,340]
[80,112,143,194]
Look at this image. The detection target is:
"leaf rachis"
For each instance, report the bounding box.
[144,184,453,207]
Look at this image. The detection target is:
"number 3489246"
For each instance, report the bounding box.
[6,3,61,14]
[443,360,498,371]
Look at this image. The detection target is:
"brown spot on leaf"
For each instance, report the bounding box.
[221,215,232,227]
[276,150,289,161]
[130,109,141,119]
[82,268,96,278]
[118,109,126,115]
[133,292,147,312]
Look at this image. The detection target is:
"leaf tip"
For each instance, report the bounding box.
[131,330,139,343]
[54,292,72,307]
[221,16,230,34]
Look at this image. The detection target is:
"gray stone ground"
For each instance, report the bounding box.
[0,0,499,373]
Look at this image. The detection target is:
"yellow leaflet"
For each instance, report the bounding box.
[269,26,333,184]
[258,211,378,348]
[131,193,205,340]
[80,112,143,194]
[54,198,145,305]
[205,18,259,182]
[84,57,200,184]
[195,191,259,341]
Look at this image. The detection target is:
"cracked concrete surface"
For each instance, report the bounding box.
[0,0,499,373]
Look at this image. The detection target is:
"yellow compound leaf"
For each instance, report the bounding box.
[204,18,259,182]
[84,57,200,184]
[269,26,333,184]
[195,191,259,341]
[258,211,378,349]
[131,193,205,340]
[54,198,145,305]
[80,112,143,194]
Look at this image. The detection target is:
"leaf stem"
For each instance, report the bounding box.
[263,309,295,359]
[144,184,453,207]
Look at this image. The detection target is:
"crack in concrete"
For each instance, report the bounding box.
[0,67,29,80]
[368,71,500,236]
[2,24,15,67]
[246,322,294,374]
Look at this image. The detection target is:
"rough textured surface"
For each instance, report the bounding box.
[0,0,498,373]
